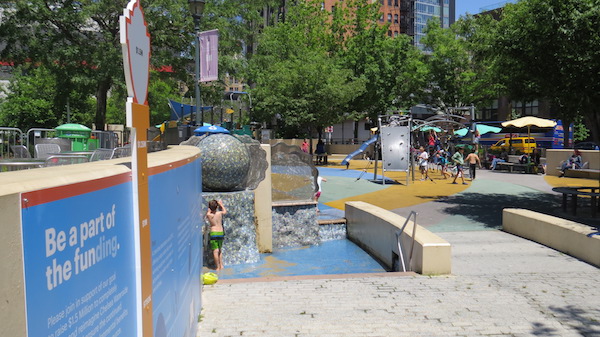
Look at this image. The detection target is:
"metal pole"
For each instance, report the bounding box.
[194,18,201,126]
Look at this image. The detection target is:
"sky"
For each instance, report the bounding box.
[455,0,518,18]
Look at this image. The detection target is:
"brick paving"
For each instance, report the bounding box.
[197,170,600,337]
[197,233,599,336]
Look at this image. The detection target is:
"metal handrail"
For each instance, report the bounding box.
[396,211,418,272]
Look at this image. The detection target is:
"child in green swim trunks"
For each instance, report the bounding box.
[206,199,227,270]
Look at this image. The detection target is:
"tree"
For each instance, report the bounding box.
[247,1,365,138]
[0,65,93,130]
[489,0,600,144]
[0,0,193,130]
[333,0,425,137]
[418,18,499,113]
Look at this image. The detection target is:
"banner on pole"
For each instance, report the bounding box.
[200,29,219,82]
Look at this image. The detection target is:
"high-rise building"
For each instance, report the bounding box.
[321,0,454,48]
[401,0,455,49]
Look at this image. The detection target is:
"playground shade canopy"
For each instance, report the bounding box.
[168,99,212,121]
[194,125,230,136]
[454,124,501,137]
[412,125,442,132]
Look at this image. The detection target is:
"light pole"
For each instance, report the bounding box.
[189,0,205,126]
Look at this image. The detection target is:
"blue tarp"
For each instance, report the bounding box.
[168,99,212,121]
[341,135,379,166]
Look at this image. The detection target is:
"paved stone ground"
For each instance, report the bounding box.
[197,169,600,337]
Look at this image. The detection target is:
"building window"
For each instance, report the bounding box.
[512,100,539,116]
[481,100,499,120]
[387,13,392,22]
[379,14,384,22]
[388,30,392,36]
[394,14,398,23]
[394,0,399,6]
[331,5,335,13]
[394,31,399,37]
[388,0,392,6]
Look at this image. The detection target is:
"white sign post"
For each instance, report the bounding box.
[120,1,153,336]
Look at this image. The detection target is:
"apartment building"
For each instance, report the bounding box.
[321,0,454,48]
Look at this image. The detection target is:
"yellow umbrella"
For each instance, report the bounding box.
[501,116,557,139]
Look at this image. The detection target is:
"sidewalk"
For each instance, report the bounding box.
[197,167,600,337]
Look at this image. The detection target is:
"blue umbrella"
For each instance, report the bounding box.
[454,124,501,137]
[194,125,231,136]
[412,125,442,132]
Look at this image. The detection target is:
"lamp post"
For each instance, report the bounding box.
[189,0,205,126]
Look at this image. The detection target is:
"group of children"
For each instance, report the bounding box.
[418,146,481,184]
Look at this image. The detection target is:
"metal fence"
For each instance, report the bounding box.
[0,127,25,158]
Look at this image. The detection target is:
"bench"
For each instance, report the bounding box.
[313,153,328,165]
[564,168,600,179]
[551,186,600,217]
[556,161,599,179]
[495,161,537,173]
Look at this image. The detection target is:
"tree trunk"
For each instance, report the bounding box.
[94,78,112,131]
[584,109,600,146]
[307,126,313,154]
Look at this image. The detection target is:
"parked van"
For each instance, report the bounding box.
[490,137,537,154]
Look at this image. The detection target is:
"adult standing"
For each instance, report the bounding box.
[451,147,467,185]
[315,139,326,164]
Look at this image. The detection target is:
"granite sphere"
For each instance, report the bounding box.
[198,134,250,191]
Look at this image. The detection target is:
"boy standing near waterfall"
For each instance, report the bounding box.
[206,199,227,270]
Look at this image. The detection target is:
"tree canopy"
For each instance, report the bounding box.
[0,0,193,130]
[473,0,600,143]
[247,2,365,138]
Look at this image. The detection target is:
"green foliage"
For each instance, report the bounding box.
[484,0,600,143]
[419,19,499,111]
[335,0,424,118]
[0,0,193,130]
[573,116,590,142]
[0,66,93,130]
[148,72,180,125]
[247,1,365,137]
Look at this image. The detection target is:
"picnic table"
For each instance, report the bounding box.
[551,186,600,217]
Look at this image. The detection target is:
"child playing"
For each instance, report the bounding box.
[206,199,227,270]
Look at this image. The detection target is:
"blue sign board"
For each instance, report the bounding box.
[21,178,137,337]
[149,158,203,337]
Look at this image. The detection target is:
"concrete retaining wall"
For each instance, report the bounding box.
[545,149,600,176]
[345,201,451,275]
[503,208,600,267]
[268,139,362,155]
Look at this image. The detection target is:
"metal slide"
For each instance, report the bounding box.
[340,134,379,166]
